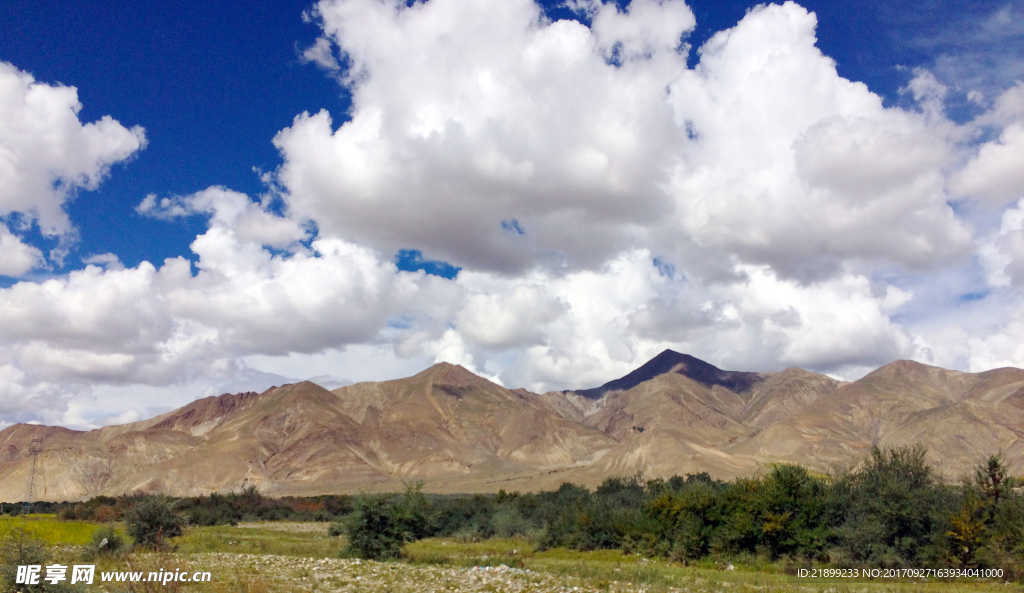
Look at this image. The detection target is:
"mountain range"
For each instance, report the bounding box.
[3,350,1024,502]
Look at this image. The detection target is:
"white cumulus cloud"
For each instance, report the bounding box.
[0,61,145,275]
[953,83,1024,208]
[277,0,972,285]
[5,0,1024,428]
[0,225,43,276]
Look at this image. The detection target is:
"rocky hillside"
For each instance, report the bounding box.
[2,351,1022,501]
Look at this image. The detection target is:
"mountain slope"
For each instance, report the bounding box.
[0,381,394,501]
[729,361,1024,475]
[2,355,1023,502]
[326,363,618,487]
[0,365,618,500]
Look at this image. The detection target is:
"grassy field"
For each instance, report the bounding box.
[175,522,347,558]
[404,537,1022,593]
[3,516,1021,593]
[0,514,101,545]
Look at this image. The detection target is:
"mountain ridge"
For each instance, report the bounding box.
[2,355,1023,502]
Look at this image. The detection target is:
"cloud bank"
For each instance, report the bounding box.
[1,0,1024,428]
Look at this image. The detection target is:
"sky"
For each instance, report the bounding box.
[0,0,1023,429]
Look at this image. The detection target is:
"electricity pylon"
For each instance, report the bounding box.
[26,438,43,503]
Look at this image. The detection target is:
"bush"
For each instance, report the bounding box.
[1,528,47,591]
[56,490,350,526]
[490,507,528,538]
[344,494,406,560]
[432,494,496,539]
[0,527,81,592]
[80,524,126,560]
[344,482,437,560]
[125,497,184,549]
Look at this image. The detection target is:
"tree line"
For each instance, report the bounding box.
[338,446,1024,577]
[7,444,1022,576]
[4,488,353,525]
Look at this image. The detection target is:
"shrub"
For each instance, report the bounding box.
[490,508,528,538]
[80,524,126,560]
[344,494,406,560]
[0,527,81,592]
[432,493,496,538]
[344,482,437,560]
[1,527,47,591]
[396,481,434,541]
[125,497,184,549]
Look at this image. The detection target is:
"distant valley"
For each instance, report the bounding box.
[3,350,1024,502]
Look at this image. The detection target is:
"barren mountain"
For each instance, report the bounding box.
[0,364,616,501]
[729,360,1024,476]
[1,351,1022,502]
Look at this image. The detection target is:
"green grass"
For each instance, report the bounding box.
[405,538,690,589]
[0,514,102,545]
[174,523,348,558]
[403,535,530,565]
[405,537,1021,593]
[8,517,1019,593]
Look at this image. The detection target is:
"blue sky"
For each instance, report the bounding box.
[2,0,1010,274]
[0,0,1022,428]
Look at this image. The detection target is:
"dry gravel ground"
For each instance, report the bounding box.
[186,553,1022,593]
[196,552,674,593]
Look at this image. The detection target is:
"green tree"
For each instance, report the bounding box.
[758,464,829,560]
[344,494,406,560]
[836,445,955,567]
[968,454,1024,577]
[648,478,723,560]
[125,496,184,549]
[946,490,985,567]
[976,454,1013,521]
[344,481,436,560]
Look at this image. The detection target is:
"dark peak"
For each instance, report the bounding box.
[574,349,764,399]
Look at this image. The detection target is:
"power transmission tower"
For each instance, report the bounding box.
[26,438,43,504]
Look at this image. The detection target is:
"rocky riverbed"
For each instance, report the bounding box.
[192,552,672,593]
